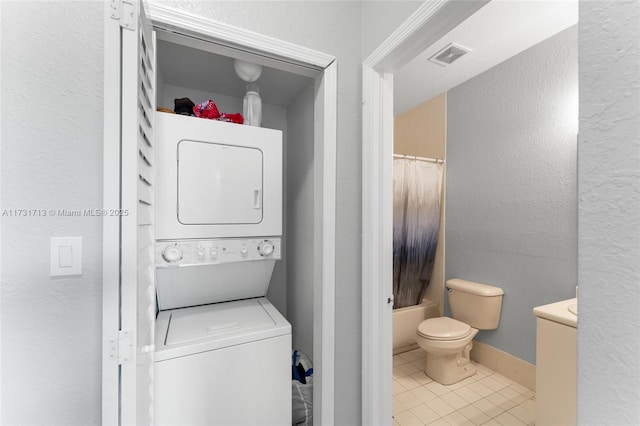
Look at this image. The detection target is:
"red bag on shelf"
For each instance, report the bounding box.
[193,100,221,119]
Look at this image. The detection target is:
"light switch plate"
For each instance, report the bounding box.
[51,237,82,276]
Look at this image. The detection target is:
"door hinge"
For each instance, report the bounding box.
[110,0,136,31]
[107,330,135,365]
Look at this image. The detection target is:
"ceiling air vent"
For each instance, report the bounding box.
[429,43,471,67]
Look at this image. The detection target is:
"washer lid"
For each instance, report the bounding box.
[165,298,275,345]
[417,317,471,340]
[155,298,291,361]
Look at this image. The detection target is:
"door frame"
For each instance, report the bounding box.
[146,4,338,424]
[361,1,489,423]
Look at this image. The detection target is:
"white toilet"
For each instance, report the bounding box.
[416,278,504,385]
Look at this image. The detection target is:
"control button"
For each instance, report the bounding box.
[162,245,183,263]
[258,240,275,257]
[197,246,205,259]
[240,246,249,257]
[209,248,218,259]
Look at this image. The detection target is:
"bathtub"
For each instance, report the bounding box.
[393,299,440,354]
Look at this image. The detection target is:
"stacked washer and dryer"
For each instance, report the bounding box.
[153,112,291,425]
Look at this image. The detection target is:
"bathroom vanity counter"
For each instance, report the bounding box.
[533,298,577,426]
[533,297,577,328]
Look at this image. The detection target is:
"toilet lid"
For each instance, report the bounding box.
[417,317,472,340]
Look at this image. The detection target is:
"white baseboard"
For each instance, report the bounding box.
[470,340,536,391]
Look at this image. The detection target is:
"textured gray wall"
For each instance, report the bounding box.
[1,2,104,424]
[578,1,640,424]
[446,26,578,364]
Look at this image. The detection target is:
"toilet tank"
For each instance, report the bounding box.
[446,279,504,330]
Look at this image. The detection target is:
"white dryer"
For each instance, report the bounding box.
[155,112,283,240]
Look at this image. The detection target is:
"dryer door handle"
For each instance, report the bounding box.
[253,189,262,209]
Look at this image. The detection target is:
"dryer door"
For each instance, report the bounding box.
[178,141,263,225]
[155,113,282,240]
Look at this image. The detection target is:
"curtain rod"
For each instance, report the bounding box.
[393,154,445,164]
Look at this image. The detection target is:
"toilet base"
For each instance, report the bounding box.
[424,344,476,385]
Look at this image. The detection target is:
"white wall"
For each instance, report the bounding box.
[0,2,103,424]
[578,1,640,424]
[285,82,315,357]
[361,0,423,59]
[445,26,578,364]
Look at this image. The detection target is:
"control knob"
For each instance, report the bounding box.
[258,240,275,257]
[162,244,183,263]
[209,247,218,259]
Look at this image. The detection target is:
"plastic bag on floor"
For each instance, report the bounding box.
[292,350,313,425]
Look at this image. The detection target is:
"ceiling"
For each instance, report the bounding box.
[394,0,578,115]
[156,38,313,108]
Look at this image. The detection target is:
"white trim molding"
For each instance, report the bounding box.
[361,1,489,424]
[147,2,333,77]
[362,63,395,426]
[315,60,338,424]
[102,3,123,424]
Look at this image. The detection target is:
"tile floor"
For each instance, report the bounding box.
[393,349,535,426]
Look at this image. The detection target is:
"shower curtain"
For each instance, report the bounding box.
[393,158,443,309]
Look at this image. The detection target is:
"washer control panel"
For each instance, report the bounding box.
[155,237,281,267]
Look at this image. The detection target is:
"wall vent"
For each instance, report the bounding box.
[429,43,471,67]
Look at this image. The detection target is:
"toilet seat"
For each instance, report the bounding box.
[417,317,472,340]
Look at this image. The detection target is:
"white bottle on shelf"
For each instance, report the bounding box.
[243,83,262,127]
